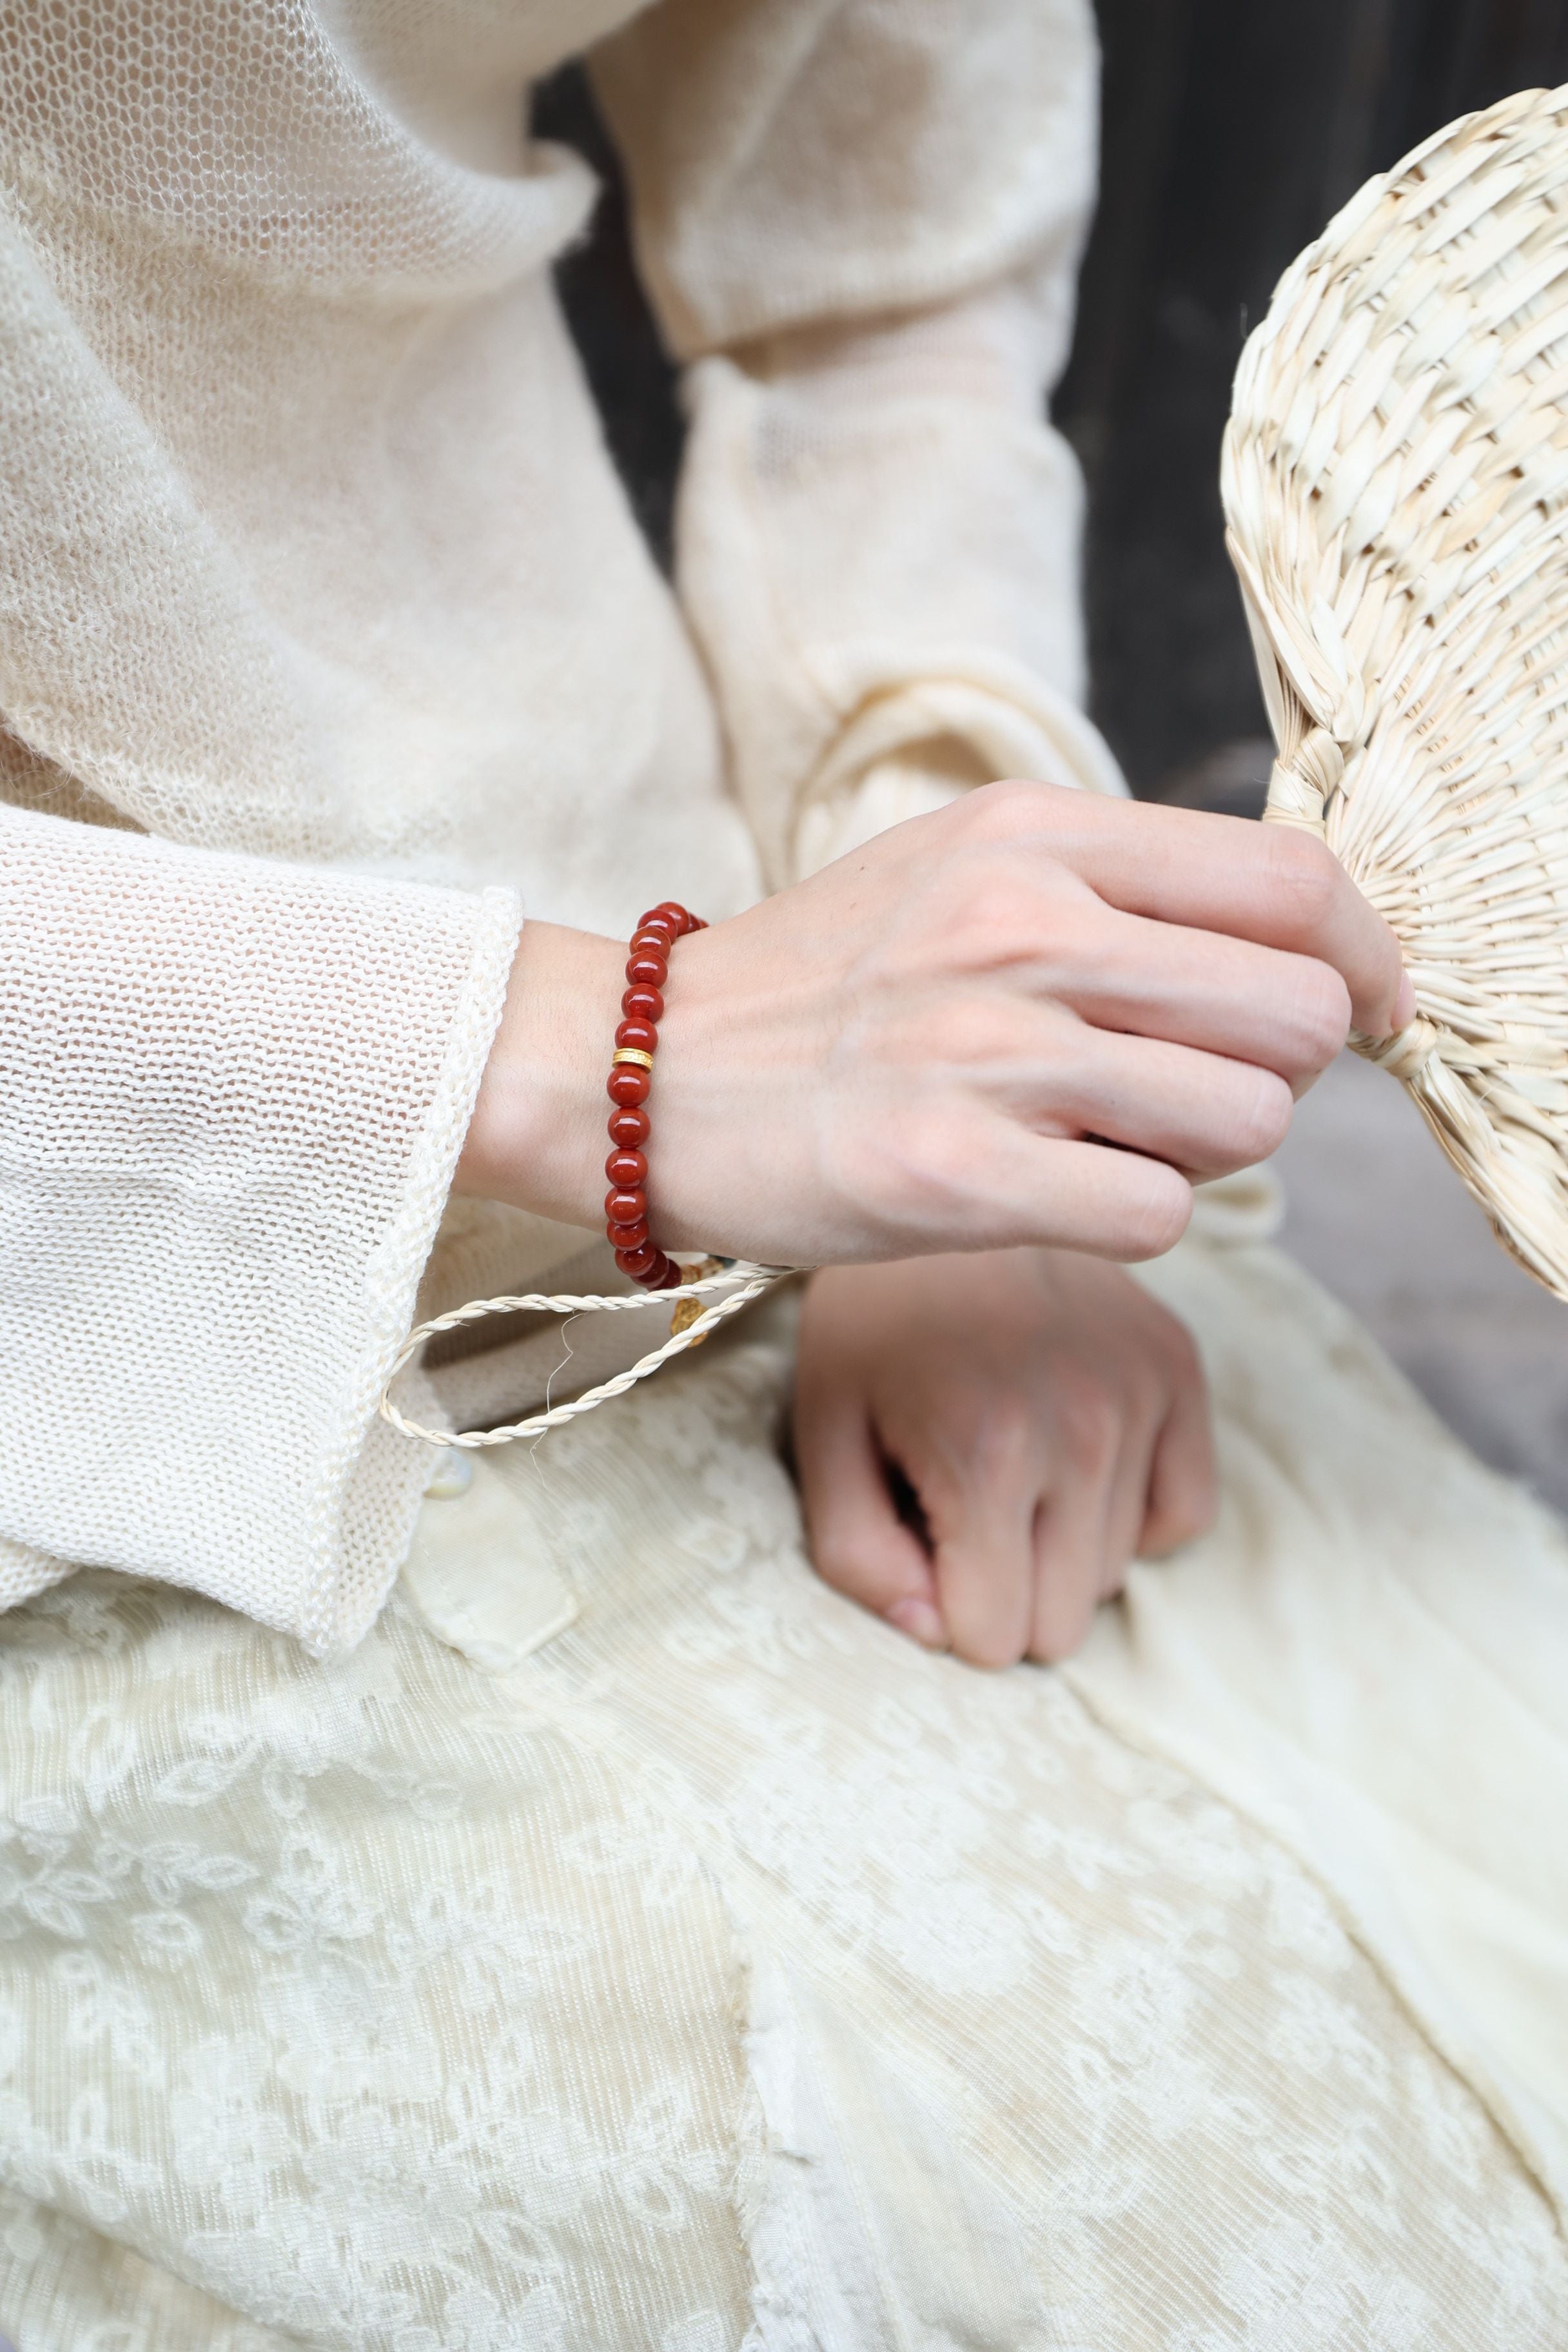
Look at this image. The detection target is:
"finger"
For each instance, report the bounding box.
[1141,1364,1219,1558]
[794,1392,945,1643]
[925,1418,1039,1669]
[1021,1139,1195,1260]
[1019,1021,1295,1179]
[1093,809,1405,1038]
[888,1113,1196,1262]
[1097,1412,1164,1603]
[1039,903,1353,1092]
[985,783,1407,1036]
[1029,1469,1113,1663]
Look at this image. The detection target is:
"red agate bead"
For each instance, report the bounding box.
[608,1106,650,1148]
[605,1148,648,1187]
[615,1242,662,1280]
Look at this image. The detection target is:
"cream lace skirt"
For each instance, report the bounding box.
[1,1248,1565,2349]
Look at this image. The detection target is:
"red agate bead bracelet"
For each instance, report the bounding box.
[604,902,706,1288]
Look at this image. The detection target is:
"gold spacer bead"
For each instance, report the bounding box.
[612,1047,655,1070]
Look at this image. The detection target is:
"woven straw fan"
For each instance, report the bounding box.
[1223,85,1568,1301]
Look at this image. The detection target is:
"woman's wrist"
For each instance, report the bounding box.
[452,920,623,1228]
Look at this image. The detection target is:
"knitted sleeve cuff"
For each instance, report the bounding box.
[0,801,520,1654]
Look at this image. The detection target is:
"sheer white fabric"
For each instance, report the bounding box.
[0,808,517,1649]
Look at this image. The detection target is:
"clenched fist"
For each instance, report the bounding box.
[794,1248,1216,1665]
[459,779,1408,1268]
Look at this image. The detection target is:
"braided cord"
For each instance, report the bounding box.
[378,1261,790,1449]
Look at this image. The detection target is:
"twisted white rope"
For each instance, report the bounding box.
[378,1260,791,1449]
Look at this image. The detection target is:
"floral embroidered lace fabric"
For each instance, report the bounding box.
[1,1266,1564,2346]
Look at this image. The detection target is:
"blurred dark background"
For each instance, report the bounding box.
[1059,0,1568,806]
[539,0,1568,807]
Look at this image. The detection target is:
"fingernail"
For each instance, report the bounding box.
[887,1596,946,1647]
[1391,972,1416,1031]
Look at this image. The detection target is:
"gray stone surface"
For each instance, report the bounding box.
[1271,1052,1568,1514]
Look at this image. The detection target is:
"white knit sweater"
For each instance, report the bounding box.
[0,0,1114,1649]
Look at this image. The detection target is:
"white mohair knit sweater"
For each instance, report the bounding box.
[0,0,1109,1650]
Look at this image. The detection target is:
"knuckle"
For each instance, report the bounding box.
[1229,1066,1293,1164]
[808,1527,862,1592]
[957,777,1042,843]
[1113,1164,1195,1260]
[811,1523,908,1607]
[972,1403,1036,1487]
[952,1617,1028,1671]
[1146,1475,1217,1554]
[1028,1596,1096,1664]
[956,868,1047,962]
[936,850,1097,979]
[885,1104,984,1211]
[939,1541,1033,1669]
[1122,1368,1167,1431]
[1291,963,1353,1070]
[828,1104,951,1220]
[921,992,1009,1072]
[830,1104,1014,1250]
[1263,827,1342,931]
[1056,1378,1121,1467]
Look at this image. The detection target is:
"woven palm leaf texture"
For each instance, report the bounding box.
[1223,86,1568,1300]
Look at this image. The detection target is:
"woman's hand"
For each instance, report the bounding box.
[458,779,1409,1266]
[792,1250,1216,1665]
